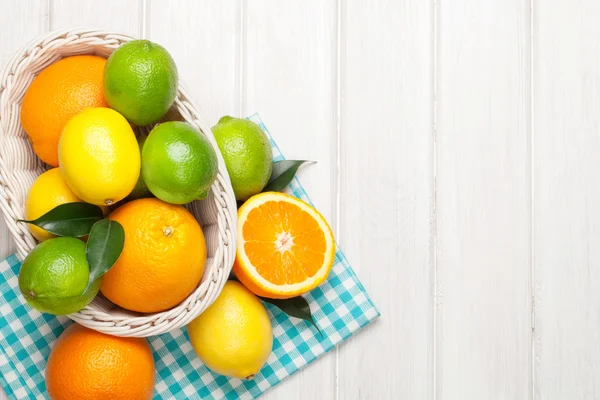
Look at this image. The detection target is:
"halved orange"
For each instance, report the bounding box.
[234,192,335,299]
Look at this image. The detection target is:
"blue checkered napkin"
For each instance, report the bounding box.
[0,114,380,399]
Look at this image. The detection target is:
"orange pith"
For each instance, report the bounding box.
[234,192,335,299]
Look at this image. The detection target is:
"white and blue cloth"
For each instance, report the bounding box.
[0,114,380,399]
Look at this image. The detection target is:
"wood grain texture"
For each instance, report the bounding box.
[534,1,600,398]
[51,0,140,35]
[436,0,532,398]
[242,2,337,398]
[336,0,434,399]
[148,0,238,126]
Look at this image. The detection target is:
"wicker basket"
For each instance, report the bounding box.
[0,28,237,337]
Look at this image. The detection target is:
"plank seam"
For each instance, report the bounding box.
[236,0,246,117]
[530,0,536,398]
[432,0,439,398]
[139,0,149,39]
[47,0,53,31]
[334,0,342,398]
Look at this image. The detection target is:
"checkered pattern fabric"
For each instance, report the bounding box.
[0,114,380,399]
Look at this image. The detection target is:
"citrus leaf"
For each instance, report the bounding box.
[261,296,322,336]
[84,220,125,293]
[262,160,313,192]
[18,202,104,237]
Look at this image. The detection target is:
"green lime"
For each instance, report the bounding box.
[211,116,273,201]
[142,121,218,204]
[104,40,178,126]
[18,237,101,315]
[126,135,153,201]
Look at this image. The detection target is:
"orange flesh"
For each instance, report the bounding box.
[242,200,327,285]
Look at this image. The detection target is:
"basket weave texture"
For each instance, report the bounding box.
[0,28,237,337]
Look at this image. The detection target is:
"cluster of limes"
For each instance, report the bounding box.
[14,38,336,400]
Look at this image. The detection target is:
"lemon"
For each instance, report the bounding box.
[25,168,82,242]
[187,281,273,379]
[59,108,140,206]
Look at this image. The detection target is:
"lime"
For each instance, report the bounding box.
[18,237,101,315]
[104,40,178,126]
[142,121,218,204]
[211,116,273,201]
[125,135,152,201]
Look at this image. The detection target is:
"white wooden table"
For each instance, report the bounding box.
[1,0,599,399]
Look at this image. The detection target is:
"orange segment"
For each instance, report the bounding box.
[234,192,335,299]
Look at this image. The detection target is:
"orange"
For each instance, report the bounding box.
[233,192,335,299]
[46,323,155,400]
[21,55,107,166]
[101,198,206,313]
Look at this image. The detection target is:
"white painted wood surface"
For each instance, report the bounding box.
[338,1,433,399]
[1,0,600,399]
[534,1,600,399]
[436,0,532,398]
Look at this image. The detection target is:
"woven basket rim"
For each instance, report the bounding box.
[0,27,238,337]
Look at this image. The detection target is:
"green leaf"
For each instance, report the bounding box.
[18,202,104,237]
[261,296,322,336]
[84,219,125,292]
[262,160,313,192]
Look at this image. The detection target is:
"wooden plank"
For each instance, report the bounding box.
[242,1,337,399]
[0,0,49,261]
[533,1,600,398]
[436,0,532,398]
[0,0,48,66]
[51,0,140,36]
[337,0,434,398]
[148,0,238,126]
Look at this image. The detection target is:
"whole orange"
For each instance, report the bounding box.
[20,55,107,166]
[46,324,155,400]
[102,198,207,313]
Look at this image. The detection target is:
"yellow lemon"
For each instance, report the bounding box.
[25,168,82,242]
[59,108,140,206]
[187,281,273,379]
